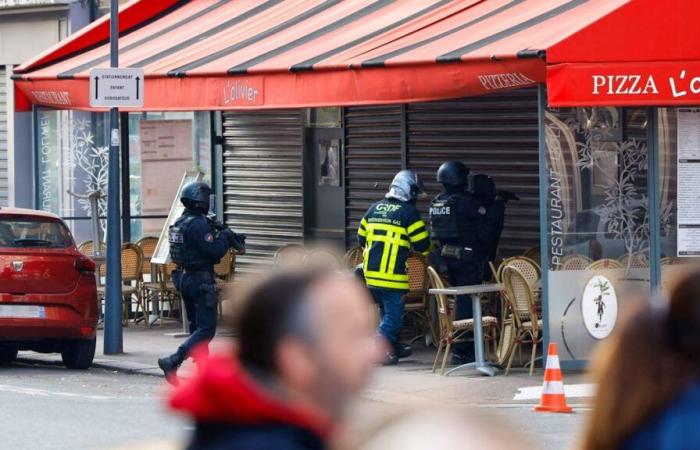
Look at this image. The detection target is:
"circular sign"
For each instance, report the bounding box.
[581,275,618,340]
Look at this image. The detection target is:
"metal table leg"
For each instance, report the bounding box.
[445,293,497,377]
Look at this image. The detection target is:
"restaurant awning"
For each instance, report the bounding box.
[13,0,638,112]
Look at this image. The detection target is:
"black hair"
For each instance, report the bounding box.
[236,270,330,375]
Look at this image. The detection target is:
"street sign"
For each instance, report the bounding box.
[89,68,144,108]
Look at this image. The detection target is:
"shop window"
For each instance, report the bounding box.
[544,107,651,363]
[305,108,341,128]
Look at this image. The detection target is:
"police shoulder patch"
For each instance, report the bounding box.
[204,233,214,243]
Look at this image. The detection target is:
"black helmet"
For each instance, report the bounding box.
[437,161,469,187]
[181,182,212,213]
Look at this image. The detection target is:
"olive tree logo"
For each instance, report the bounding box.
[581,275,618,340]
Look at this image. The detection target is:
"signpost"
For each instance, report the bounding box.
[90,68,144,109]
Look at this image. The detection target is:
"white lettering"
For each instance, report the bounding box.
[592,75,606,95]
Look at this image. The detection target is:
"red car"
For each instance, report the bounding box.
[0,207,98,369]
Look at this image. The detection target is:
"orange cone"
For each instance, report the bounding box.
[534,343,573,413]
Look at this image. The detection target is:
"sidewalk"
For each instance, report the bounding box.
[18,323,592,407]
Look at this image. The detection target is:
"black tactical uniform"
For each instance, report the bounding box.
[429,162,483,363]
[473,174,506,282]
[158,182,245,383]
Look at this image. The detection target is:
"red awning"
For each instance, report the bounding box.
[547,0,700,106]
[13,0,631,112]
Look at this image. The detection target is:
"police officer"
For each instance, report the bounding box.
[473,174,507,282]
[358,170,432,365]
[158,181,246,383]
[429,161,484,365]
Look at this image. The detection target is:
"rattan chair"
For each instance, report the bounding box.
[303,248,342,270]
[560,254,593,271]
[586,258,624,270]
[618,252,649,269]
[142,262,181,326]
[214,249,237,317]
[502,265,543,376]
[274,244,307,267]
[78,240,106,258]
[402,253,432,345]
[427,267,498,375]
[343,246,364,269]
[96,243,144,326]
[522,245,541,265]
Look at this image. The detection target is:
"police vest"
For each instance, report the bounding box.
[429,192,478,245]
[169,213,216,270]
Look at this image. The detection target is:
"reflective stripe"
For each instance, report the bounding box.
[388,233,401,275]
[542,381,565,395]
[379,231,392,274]
[358,227,367,237]
[406,220,426,234]
[364,270,408,281]
[365,233,410,247]
[410,230,430,242]
[546,355,561,370]
[366,277,409,290]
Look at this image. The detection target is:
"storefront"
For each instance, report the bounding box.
[11,0,700,367]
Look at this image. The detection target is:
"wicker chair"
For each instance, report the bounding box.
[142,262,181,326]
[502,265,543,376]
[343,246,364,269]
[214,249,237,318]
[303,248,342,270]
[274,244,307,267]
[522,245,541,265]
[78,240,106,258]
[427,267,498,375]
[586,258,624,270]
[618,252,649,269]
[560,254,593,271]
[96,243,144,326]
[402,253,431,345]
[136,237,158,279]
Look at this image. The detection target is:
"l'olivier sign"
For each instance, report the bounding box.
[548,62,700,106]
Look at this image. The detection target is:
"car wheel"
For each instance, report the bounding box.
[0,347,18,366]
[61,338,96,370]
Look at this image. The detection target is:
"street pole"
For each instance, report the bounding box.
[104,0,123,354]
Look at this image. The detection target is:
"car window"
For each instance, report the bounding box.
[0,216,73,248]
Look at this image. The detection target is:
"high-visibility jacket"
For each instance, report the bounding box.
[358,198,432,291]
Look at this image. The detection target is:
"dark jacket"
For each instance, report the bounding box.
[621,382,700,450]
[358,197,431,291]
[170,351,333,450]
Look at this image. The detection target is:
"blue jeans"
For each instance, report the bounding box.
[172,270,218,360]
[370,288,405,344]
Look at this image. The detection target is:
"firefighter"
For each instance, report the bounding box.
[429,161,484,365]
[358,170,432,365]
[158,181,246,384]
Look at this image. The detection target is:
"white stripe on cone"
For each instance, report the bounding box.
[542,380,565,395]
[545,355,560,370]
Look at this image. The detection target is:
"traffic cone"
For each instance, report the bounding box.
[534,343,573,413]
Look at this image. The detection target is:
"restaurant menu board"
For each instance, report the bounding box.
[677,108,700,256]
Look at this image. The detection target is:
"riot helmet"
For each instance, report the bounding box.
[181,181,212,213]
[386,170,424,202]
[437,161,469,190]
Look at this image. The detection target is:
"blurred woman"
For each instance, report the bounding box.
[582,269,700,450]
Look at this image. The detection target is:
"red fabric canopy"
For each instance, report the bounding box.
[547,0,700,106]
[13,0,629,112]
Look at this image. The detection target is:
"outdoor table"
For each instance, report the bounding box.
[428,283,504,377]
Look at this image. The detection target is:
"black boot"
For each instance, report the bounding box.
[393,342,413,359]
[382,350,399,366]
[158,353,184,385]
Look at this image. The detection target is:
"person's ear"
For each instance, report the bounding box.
[276,338,317,390]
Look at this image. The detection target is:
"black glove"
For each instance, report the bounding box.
[222,229,246,254]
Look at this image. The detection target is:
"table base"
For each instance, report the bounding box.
[445,361,498,377]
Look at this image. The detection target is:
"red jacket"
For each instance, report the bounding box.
[170,350,334,450]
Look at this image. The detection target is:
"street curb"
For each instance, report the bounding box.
[16,354,165,378]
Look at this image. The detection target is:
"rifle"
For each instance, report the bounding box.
[206,215,246,252]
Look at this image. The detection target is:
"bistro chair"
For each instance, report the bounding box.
[502,265,543,376]
[343,246,365,269]
[402,253,431,345]
[618,252,649,269]
[78,240,106,258]
[142,262,181,326]
[214,249,237,318]
[274,244,307,267]
[586,259,624,270]
[303,248,342,270]
[136,236,158,279]
[522,245,541,265]
[97,243,144,326]
[560,254,593,271]
[427,266,498,375]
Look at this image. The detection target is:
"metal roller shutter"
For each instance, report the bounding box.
[344,105,403,246]
[407,89,540,257]
[0,66,7,207]
[222,110,304,274]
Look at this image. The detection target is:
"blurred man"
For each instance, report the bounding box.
[358,170,432,365]
[429,162,484,365]
[170,270,378,450]
[158,181,246,384]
